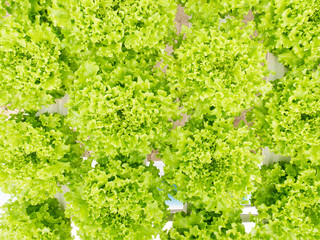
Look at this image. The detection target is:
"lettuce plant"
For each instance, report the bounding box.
[163,15,270,121]
[0,112,83,204]
[253,0,320,69]
[157,5,269,239]
[246,1,320,237]
[160,117,263,239]
[250,161,320,239]
[164,205,246,239]
[0,0,69,110]
[50,0,184,160]
[0,198,73,240]
[249,67,320,165]
[0,0,319,239]
[64,160,169,239]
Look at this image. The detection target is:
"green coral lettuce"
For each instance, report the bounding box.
[0,112,83,204]
[0,0,69,110]
[0,198,74,240]
[250,161,320,239]
[253,0,320,69]
[64,159,170,240]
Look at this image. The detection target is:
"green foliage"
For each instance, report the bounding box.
[162,118,262,210]
[65,73,182,160]
[64,160,169,240]
[157,7,268,239]
[177,0,258,27]
[160,116,263,239]
[248,1,320,237]
[0,0,68,110]
[0,0,181,238]
[51,0,184,160]
[250,67,320,165]
[163,205,246,239]
[56,2,184,236]
[0,198,73,240]
[1,0,319,239]
[250,161,320,239]
[0,112,83,204]
[253,0,320,69]
[164,15,270,121]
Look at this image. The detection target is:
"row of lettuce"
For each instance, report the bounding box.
[0,0,319,239]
